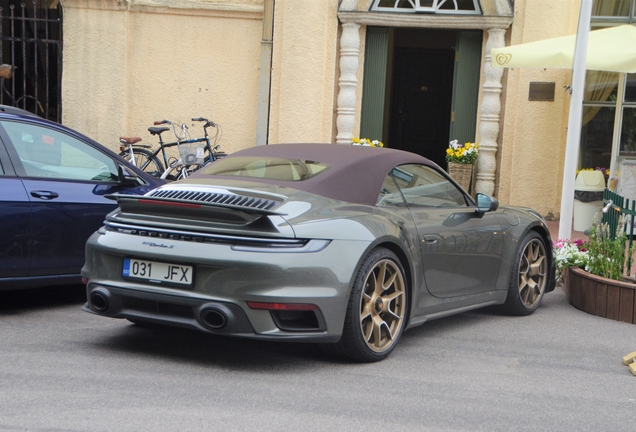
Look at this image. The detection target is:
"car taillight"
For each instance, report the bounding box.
[81,277,88,285]
[246,301,318,311]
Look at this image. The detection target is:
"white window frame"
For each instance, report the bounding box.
[370,0,482,15]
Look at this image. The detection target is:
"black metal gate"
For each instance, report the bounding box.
[0,0,62,122]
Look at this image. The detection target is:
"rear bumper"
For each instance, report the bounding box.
[82,283,338,342]
[81,230,372,342]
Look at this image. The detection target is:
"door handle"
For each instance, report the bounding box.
[30,190,59,200]
[423,235,439,244]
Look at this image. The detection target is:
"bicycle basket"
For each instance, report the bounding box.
[178,141,206,166]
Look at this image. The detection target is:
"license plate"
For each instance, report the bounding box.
[122,258,193,286]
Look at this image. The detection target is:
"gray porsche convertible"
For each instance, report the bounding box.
[82,143,555,362]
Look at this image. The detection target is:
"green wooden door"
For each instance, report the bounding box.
[449,31,483,144]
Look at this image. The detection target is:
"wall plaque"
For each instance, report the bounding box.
[529,82,555,101]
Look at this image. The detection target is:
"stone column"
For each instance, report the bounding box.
[476,27,506,196]
[335,22,360,144]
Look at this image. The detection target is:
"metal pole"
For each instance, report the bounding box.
[558,0,593,240]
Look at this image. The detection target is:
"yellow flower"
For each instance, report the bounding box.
[447,139,479,164]
[352,137,383,147]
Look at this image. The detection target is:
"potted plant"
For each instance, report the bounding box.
[352,137,384,147]
[446,139,478,192]
[555,216,636,324]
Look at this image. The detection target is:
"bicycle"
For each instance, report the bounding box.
[118,117,224,179]
[155,118,225,180]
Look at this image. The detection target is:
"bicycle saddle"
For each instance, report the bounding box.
[148,126,170,135]
[119,136,142,144]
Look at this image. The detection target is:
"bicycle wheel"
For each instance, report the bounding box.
[118,148,164,177]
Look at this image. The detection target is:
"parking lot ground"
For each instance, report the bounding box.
[1,283,635,431]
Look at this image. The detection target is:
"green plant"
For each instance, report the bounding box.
[585,216,635,281]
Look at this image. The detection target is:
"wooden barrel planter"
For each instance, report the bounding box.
[566,267,636,324]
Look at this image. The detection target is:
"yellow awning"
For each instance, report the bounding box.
[491,24,636,73]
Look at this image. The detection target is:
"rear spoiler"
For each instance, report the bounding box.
[105,193,288,217]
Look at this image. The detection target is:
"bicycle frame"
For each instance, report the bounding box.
[153,119,220,166]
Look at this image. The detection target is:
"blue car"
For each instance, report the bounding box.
[0,105,164,290]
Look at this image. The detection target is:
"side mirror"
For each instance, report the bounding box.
[117,164,141,186]
[475,193,499,214]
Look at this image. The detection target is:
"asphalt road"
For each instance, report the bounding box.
[0,285,635,432]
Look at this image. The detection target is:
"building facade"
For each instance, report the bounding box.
[48,0,635,218]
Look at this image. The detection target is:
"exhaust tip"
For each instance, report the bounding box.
[90,291,109,312]
[200,308,227,329]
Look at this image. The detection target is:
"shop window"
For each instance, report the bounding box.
[580,106,615,169]
[582,2,636,176]
[592,0,636,22]
[621,76,636,153]
[580,72,619,169]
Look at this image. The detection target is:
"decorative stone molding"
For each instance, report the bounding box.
[338,11,512,30]
[61,0,263,19]
[494,0,513,15]
[335,22,361,145]
[475,27,505,196]
[338,0,359,12]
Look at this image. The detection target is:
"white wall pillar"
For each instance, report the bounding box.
[335,22,360,144]
[476,27,506,196]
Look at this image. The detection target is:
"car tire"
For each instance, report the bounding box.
[502,231,548,316]
[324,247,408,362]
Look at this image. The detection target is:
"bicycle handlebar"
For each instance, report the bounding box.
[192,117,216,127]
[155,118,216,127]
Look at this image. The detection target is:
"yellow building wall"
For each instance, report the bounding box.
[61,0,263,156]
[61,0,582,219]
[497,0,582,218]
[267,0,339,144]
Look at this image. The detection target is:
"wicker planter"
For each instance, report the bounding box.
[566,266,636,324]
[447,162,474,192]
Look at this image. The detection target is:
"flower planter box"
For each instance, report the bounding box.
[447,162,473,192]
[567,267,636,324]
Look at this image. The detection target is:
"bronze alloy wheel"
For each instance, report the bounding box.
[359,257,406,353]
[323,247,408,362]
[517,237,547,309]
[503,231,548,315]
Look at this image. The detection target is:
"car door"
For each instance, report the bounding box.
[0,138,32,279]
[0,119,133,277]
[391,164,504,298]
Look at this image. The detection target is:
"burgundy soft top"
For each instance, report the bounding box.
[208,143,435,206]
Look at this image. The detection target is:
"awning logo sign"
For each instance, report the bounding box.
[496,54,512,66]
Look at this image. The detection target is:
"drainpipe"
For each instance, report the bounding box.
[256,0,274,146]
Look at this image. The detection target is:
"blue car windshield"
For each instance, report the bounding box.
[198,157,330,181]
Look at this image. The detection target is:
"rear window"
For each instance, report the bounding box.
[198,157,330,181]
